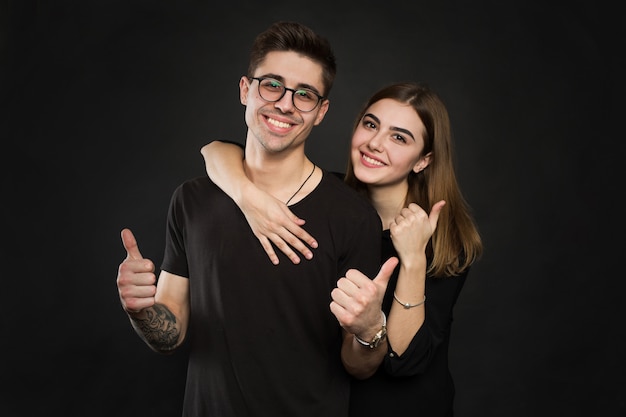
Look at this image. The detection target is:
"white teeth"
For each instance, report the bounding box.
[362,154,385,166]
[267,117,291,128]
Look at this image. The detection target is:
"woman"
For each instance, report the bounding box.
[201,82,482,416]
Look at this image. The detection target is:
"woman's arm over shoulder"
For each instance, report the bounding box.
[200,140,318,265]
[200,140,246,203]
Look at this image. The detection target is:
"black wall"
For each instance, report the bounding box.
[4,1,624,416]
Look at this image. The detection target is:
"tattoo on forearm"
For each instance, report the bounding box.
[133,304,180,352]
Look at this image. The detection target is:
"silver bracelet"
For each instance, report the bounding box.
[393,292,426,309]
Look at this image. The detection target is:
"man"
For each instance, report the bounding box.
[117,21,396,416]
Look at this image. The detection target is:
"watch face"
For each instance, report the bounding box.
[371,327,387,348]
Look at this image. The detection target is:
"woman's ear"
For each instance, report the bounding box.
[413,152,432,173]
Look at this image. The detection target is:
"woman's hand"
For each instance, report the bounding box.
[201,141,318,265]
[239,182,318,265]
[389,201,445,266]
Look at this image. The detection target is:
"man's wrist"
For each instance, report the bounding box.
[354,311,387,349]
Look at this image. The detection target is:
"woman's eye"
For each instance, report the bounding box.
[393,134,407,143]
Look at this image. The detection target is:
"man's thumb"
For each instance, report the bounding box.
[121,228,143,260]
[373,257,399,289]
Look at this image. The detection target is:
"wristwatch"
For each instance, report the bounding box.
[354,312,387,349]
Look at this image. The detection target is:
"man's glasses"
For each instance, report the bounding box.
[248,77,325,112]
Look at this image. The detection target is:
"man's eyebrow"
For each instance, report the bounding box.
[363,113,415,141]
[261,73,322,95]
[260,73,284,82]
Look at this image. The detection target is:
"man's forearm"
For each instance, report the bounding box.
[129,303,182,354]
[340,331,386,379]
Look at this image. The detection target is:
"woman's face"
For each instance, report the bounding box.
[351,98,430,187]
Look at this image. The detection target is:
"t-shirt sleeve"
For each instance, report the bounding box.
[161,183,189,278]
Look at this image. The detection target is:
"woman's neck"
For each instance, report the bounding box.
[368,181,409,230]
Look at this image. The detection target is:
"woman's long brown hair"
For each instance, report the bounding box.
[344,82,483,277]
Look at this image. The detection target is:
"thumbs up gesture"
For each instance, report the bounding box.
[116,228,157,314]
[330,257,399,338]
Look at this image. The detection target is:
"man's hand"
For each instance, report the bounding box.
[116,228,157,314]
[330,257,399,339]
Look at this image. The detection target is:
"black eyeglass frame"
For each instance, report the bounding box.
[248,76,326,112]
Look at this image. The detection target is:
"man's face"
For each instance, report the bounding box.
[240,51,329,154]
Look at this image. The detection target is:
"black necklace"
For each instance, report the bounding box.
[285,163,316,205]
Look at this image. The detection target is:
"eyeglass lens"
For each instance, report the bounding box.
[255,78,321,112]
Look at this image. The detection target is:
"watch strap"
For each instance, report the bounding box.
[354,311,387,349]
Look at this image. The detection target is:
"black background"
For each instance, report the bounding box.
[3,1,625,416]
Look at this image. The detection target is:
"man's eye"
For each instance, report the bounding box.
[296,90,315,100]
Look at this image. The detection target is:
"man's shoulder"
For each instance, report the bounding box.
[170,176,220,201]
[176,176,212,190]
[319,170,375,210]
[321,170,360,195]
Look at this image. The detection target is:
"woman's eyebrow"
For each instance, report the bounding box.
[364,113,380,124]
[364,113,415,141]
[390,126,415,141]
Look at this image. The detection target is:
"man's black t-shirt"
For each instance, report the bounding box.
[162,171,382,417]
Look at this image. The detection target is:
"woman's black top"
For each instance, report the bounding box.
[349,229,469,417]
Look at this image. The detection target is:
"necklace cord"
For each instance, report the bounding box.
[285,163,316,205]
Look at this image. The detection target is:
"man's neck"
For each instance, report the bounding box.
[243,148,314,203]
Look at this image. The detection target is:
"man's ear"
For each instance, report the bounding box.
[239,76,250,105]
[313,99,330,126]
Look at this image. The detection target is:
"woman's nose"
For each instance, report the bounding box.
[367,134,384,152]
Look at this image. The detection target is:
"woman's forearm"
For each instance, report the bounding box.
[200,141,249,204]
[386,258,427,355]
